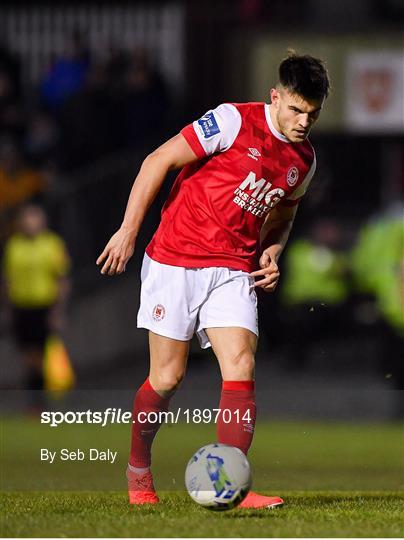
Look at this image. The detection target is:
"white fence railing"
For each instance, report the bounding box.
[1,3,184,92]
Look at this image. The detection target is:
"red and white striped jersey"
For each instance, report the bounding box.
[146,102,316,272]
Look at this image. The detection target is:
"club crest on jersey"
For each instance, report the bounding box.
[197,112,220,139]
[152,304,165,322]
[287,166,299,186]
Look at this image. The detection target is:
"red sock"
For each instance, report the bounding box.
[217,380,256,456]
[129,378,170,468]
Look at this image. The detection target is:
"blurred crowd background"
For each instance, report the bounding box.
[0,0,402,419]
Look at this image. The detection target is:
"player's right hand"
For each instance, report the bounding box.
[96,227,136,275]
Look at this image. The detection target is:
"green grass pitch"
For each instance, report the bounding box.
[1,418,403,537]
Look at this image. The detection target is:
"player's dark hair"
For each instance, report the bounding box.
[279,51,330,100]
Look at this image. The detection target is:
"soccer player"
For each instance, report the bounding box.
[97,52,330,508]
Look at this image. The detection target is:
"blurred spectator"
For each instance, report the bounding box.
[2,204,71,410]
[57,47,170,169]
[0,138,47,244]
[40,31,90,111]
[58,61,117,169]
[282,220,348,307]
[120,48,169,147]
[351,204,403,417]
[24,109,60,168]
[277,219,350,370]
[351,204,404,333]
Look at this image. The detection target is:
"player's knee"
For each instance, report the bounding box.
[226,349,255,379]
[151,369,185,395]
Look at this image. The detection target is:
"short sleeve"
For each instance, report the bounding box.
[49,234,71,277]
[181,103,242,158]
[281,154,317,207]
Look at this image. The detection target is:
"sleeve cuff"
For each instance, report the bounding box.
[180,125,206,159]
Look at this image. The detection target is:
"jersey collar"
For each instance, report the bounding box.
[265,103,290,143]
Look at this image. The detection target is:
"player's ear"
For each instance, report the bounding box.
[270,88,280,107]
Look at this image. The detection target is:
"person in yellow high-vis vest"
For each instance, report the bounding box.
[351,209,403,419]
[2,204,71,410]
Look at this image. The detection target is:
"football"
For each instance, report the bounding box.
[185,443,252,511]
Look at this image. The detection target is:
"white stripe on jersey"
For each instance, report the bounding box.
[193,103,242,155]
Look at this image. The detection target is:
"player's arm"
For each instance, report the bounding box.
[260,203,298,263]
[96,134,198,275]
[250,203,299,293]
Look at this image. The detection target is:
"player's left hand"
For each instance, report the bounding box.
[249,252,280,293]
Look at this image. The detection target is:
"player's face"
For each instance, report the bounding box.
[270,87,324,143]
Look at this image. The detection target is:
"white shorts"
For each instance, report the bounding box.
[137,253,258,349]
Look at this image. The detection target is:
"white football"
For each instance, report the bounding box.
[185,443,252,511]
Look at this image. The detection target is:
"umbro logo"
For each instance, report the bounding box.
[247,148,261,161]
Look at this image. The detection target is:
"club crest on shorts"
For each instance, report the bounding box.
[152,304,165,321]
[286,166,299,186]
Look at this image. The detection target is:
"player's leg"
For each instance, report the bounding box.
[196,271,259,455]
[205,327,257,455]
[206,326,283,509]
[197,267,283,509]
[148,331,189,396]
[127,331,189,504]
[130,331,189,466]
